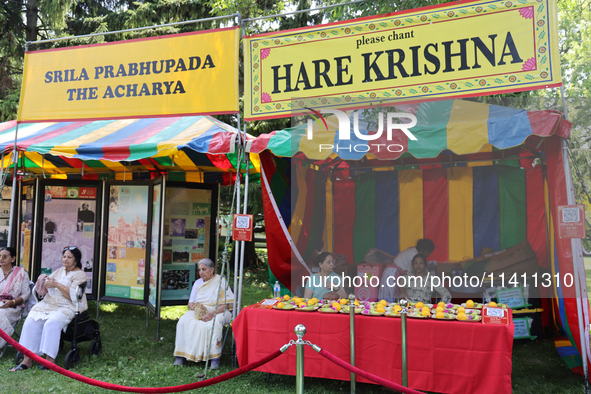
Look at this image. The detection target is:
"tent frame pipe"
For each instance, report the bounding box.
[242,0,369,23]
[296,155,538,175]
[236,143,250,315]
[27,13,240,47]
[232,123,243,319]
[560,87,590,393]
[7,121,20,247]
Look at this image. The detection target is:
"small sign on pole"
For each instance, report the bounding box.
[558,205,586,239]
[233,214,254,242]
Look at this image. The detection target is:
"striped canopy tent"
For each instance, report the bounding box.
[250,99,591,376]
[0,116,258,184]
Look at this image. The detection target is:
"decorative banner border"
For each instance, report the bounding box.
[18,27,239,122]
[244,0,561,120]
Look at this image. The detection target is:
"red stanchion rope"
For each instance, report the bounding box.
[318,348,424,394]
[0,327,283,393]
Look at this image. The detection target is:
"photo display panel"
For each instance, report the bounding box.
[105,185,149,300]
[148,183,162,307]
[0,186,12,249]
[41,185,98,294]
[161,187,212,300]
[19,183,35,272]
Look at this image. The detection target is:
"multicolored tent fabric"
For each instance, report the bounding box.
[254,100,591,378]
[0,116,259,184]
[249,100,570,160]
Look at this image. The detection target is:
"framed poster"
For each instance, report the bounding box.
[160,182,218,305]
[37,180,102,298]
[161,263,195,301]
[147,177,165,312]
[19,179,37,274]
[0,185,12,249]
[101,183,150,304]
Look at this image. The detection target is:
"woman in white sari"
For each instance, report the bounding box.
[0,247,31,351]
[11,246,87,371]
[173,259,233,369]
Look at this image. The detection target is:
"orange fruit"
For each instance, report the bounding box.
[488,302,497,307]
[308,299,316,306]
[437,302,446,308]
[283,295,291,301]
[376,306,385,313]
[340,298,348,305]
[457,307,465,313]
[436,311,444,319]
[421,309,429,317]
[457,312,467,320]
[277,302,285,309]
[436,306,444,313]
[416,302,424,309]
[466,300,474,308]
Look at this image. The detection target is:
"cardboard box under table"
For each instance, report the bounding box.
[234,305,514,394]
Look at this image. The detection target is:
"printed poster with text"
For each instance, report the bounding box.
[19,190,34,272]
[106,185,148,300]
[42,186,97,293]
[162,188,212,299]
[0,186,11,248]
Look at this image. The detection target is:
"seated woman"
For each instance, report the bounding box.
[0,247,31,352]
[11,246,88,371]
[399,253,451,304]
[304,252,348,300]
[173,259,233,369]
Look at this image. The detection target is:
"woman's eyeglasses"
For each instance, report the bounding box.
[198,268,212,272]
[63,246,77,251]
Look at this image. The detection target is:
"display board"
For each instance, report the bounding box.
[19,181,35,273]
[0,186,12,249]
[160,184,218,303]
[161,263,195,301]
[104,184,149,301]
[148,181,164,308]
[40,184,99,294]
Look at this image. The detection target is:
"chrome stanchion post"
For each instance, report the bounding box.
[295,324,306,394]
[348,294,356,394]
[399,298,408,387]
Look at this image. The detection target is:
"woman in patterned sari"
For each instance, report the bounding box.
[0,247,31,351]
[173,259,233,370]
[399,253,451,304]
[11,246,87,371]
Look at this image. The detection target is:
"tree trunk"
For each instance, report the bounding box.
[229,241,261,273]
[26,0,38,43]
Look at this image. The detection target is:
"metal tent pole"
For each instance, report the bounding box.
[7,126,20,247]
[232,122,243,319]
[236,139,250,315]
[560,88,590,394]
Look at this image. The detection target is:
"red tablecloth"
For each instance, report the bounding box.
[233,306,514,394]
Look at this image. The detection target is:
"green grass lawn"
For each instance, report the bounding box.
[0,265,587,393]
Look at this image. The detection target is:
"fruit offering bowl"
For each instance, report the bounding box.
[431,312,456,320]
[273,303,295,310]
[295,305,319,312]
[456,314,482,322]
[340,305,363,314]
[361,309,384,316]
[318,307,339,313]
